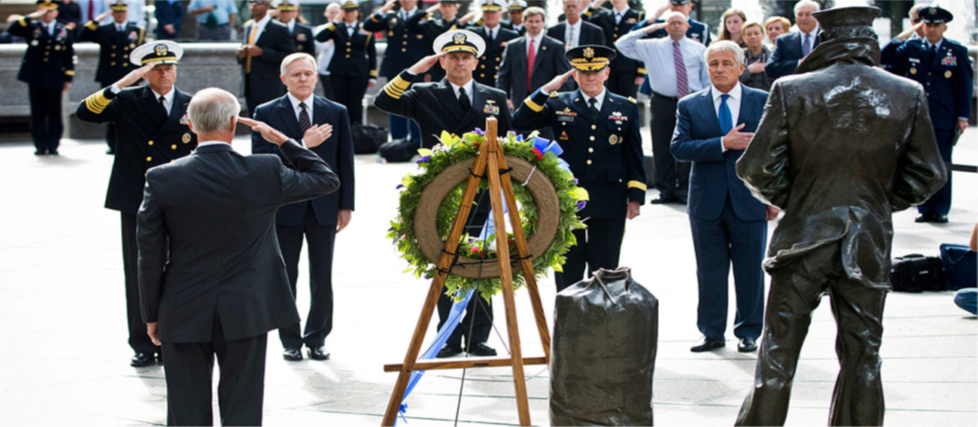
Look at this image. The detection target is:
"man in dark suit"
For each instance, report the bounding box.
[376,30,511,358]
[76,41,198,367]
[466,0,519,89]
[252,53,355,362]
[497,6,570,112]
[404,0,460,82]
[238,0,296,115]
[670,41,776,354]
[735,8,947,425]
[154,0,184,40]
[512,45,646,291]
[364,0,426,144]
[765,0,820,80]
[547,0,605,51]
[6,0,75,156]
[78,1,145,154]
[275,0,315,56]
[586,0,644,97]
[138,88,340,426]
[881,6,973,223]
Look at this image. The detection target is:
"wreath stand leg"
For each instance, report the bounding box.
[381,117,550,427]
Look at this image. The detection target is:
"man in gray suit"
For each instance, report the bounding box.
[137,88,340,426]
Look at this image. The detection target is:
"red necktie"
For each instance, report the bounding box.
[88,0,94,21]
[527,38,536,92]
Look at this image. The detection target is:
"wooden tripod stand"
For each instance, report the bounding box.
[381,117,552,426]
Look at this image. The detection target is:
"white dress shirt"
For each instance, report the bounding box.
[287,92,315,124]
[582,88,607,112]
[197,140,229,148]
[314,24,335,75]
[711,83,742,152]
[615,32,710,97]
[346,21,357,38]
[613,6,629,24]
[450,79,475,101]
[45,20,57,36]
[564,19,582,49]
[484,25,498,41]
[152,86,176,116]
[250,14,271,43]
[285,19,295,33]
[525,32,543,57]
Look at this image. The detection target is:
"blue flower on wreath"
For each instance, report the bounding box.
[473,128,485,136]
[416,155,432,164]
[576,200,587,210]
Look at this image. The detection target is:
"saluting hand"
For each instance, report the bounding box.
[237,117,289,146]
[302,123,333,148]
[408,52,448,75]
[722,123,753,151]
[95,11,113,23]
[380,0,398,14]
[115,64,154,89]
[541,70,575,94]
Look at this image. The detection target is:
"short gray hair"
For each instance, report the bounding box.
[661,11,686,23]
[705,40,744,66]
[794,0,820,15]
[280,52,318,76]
[188,88,240,134]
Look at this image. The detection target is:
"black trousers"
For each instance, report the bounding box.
[736,243,886,426]
[162,317,268,426]
[606,70,638,98]
[330,74,368,126]
[917,128,953,216]
[28,84,63,152]
[276,206,336,350]
[122,213,160,354]
[651,93,689,201]
[555,217,626,292]
[106,122,117,152]
[318,74,334,101]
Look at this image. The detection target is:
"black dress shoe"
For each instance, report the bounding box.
[131,352,156,367]
[933,214,949,223]
[282,347,303,361]
[915,213,933,223]
[738,337,758,352]
[308,347,330,361]
[34,150,46,155]
[650,196,678,205]
[690,336,725,352]
[106,149,116,155]
[48,150,59,155]
[468,343,497,356]
[436,344,462,359]
[156,352,164,364]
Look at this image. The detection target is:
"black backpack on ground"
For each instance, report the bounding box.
[352,123,388,154]
[890,254,946,292]
[378,138,419,163]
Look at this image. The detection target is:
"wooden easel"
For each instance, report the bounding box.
[381,117,551,426]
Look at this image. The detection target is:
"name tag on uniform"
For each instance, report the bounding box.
[908,58,920,63]
[556,107,576,123]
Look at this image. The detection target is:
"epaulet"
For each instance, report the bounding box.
[637,11,645,20]
[245,19,254,25]
[628,97,637,104]
[326,22,336,31]
[550,91,559,98]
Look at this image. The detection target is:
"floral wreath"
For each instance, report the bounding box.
[388,130,589,301]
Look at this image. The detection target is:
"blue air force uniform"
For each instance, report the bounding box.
[881,6,974,221]
[8,7,75,155]
[512,45,646,291]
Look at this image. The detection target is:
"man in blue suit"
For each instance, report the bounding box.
[766,0,820,80]
[252,53,355,362]
[881,6,973,223]
[154,0,184,39]
[671,40,778,353]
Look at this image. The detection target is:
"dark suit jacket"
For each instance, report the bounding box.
[239,19,295,109]
[252,94,355,226]
[77,20,145,86]
[76,85,198,214]
[8,16,74,89]
[587,8,644,75]
[375,71,512,149]
[466,25,520,88]
[289,22,316,57]
[137,141,340,342]
[363,9,427,79]
[154,0,184,39]
[670,84,768,222]
[497,35,570,103]
[766,30,820,80]
[546,20,606,48]
[315,20,377,78]
[737,60,946,290]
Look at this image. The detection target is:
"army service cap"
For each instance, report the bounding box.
[36,0,62,10]
[131,40,183,66]
[566,45,616,72]
[482,0,505,12]
[273,0,299,11]
[434,29,486,57]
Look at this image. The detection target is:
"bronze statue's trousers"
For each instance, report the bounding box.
[736,243,886,426]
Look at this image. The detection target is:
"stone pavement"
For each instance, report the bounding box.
[0,128,975,426]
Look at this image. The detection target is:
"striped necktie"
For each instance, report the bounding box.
[674,40,688,98]
[298,103,311,136]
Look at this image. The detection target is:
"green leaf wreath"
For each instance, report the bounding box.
[387,130,589,302]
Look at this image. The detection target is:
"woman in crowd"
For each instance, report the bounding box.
[716,8,747,47]
[739,21,773,91]
[315,1,377,126]
[764,16,790,46]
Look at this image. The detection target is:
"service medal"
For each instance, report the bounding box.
[182,133,191,143]
[297,33,307,42]
[560,131,569,140]
[945,70,952,78]
[609,134,619,145]
[179,113,189,125]
[910,67,917,75]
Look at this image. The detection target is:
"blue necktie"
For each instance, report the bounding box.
[719,94,732,134]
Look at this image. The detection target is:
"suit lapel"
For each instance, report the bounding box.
[512,38,526,73]
[435,80,464,122]
[159,89,189,130]
[531,37,545,75]
[457,83,487,131]
[139,87,166,127]
[277,96,302,140]
[700,90,723,137]
[930,42,947,69]
[572,90,592,121]
[737,86,755,130]
[597,91,616,123]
